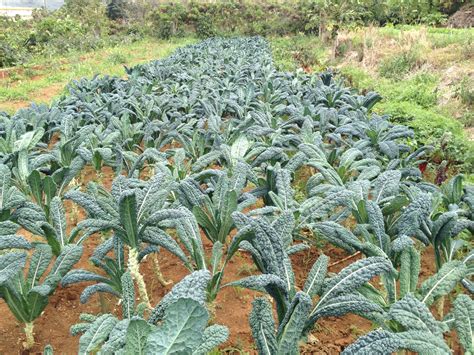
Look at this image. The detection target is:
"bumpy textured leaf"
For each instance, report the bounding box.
[101,319,130,353]
[372,170,401,203]
[0,252,27,284]
[0,234,31,250]
[61,269,109,287]
[64,190,107,219]
[309,294,384,324]
[146,299,208,354]
[365,200,388,251]
[312,222,360,254]
[0,164,11,209]
[342,330,400,355]
[249,297,278,355]
[317,257,393,308]
[118,191,139,248]
[142,228,190,267]
[452,294,474,353]
[49,244,83,277]
[71,323,90,337]
[210,241,223,275]
[26,243,53,288]
[251,216,295,294]
[418,261,467,305]
[303,254,329,297]
[135,171,171,222]
[121,272,135,320]
[73,219,118,243]
[225,274,288,298]
[78,314,118,355]
[80,283,121,304]
[395,331,450,354]
[398,246,420,298]
[300,189,354,224]
[174,211,206,269]
[192,325,229,355]
[231,135,250,160]
[395,192,432,244]
[277,292,312,354]
[275,168,294,210]
[50,197,67,246]
[287,243,310,255]
[388,294,447,337]
[192,150,221,172]
[0,221,20,235]
[272,212,296,248]
[149,270,210,324]
[343,329,448,355]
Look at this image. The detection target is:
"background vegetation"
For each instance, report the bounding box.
[270,26,474,174]
[0,0,466,69]
[0,0,473,176]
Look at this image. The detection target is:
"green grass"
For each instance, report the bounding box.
[378,25,474,46]
[270,35,329,72]
[378,46,423,79]
[270,28,474,172]
[340,65,473,170]
[0,37,196,113]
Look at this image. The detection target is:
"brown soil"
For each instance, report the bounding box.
[0,65,46,82]
[447,4,474,29]
[0,212,373,355]
[0,84,64,113]
[0,101,31,113]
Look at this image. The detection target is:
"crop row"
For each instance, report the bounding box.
[0,37,472,354]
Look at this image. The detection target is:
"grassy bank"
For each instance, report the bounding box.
[271,26,474,173]
[0,37,196,113]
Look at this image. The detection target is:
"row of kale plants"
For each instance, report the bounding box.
[0,37,472,354]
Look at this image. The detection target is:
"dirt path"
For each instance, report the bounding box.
[0,84,64,112]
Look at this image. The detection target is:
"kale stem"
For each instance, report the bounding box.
[23,322,35,350]
[128,247,151,308]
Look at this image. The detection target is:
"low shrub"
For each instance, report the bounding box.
[107,52,128,64]
[381,73,438,108]
[339,65,473,172]
[456,75,474,106]
[271,36,326,72]
[0,41,19,68]
[379,47,424,78]
[378,101,473,170]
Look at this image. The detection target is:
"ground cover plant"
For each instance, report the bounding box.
[0,36,472,354]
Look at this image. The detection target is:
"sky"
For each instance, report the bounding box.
[0,0,64,9]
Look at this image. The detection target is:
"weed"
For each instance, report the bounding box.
[378,101,473,170]
[349,325,365,337]
[237,263,257,277]
[461,41,474,60]
[379,47,423,79]
[456,75,473,106]
[460,111,474,128]
[107,52,129,64]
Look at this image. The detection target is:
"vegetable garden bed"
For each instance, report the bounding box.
[0,37,472,354]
